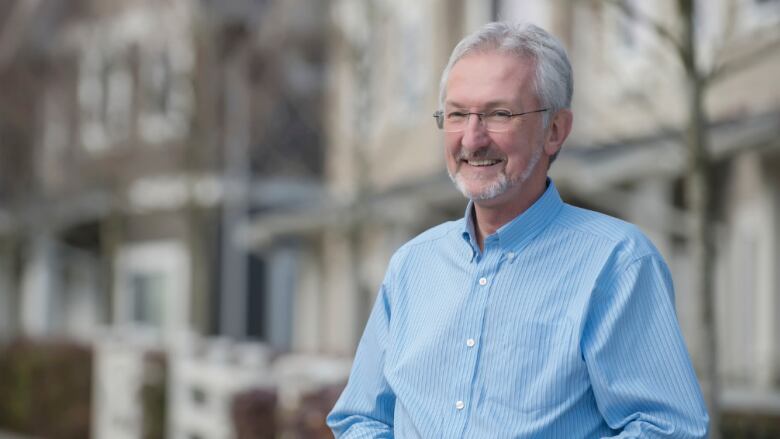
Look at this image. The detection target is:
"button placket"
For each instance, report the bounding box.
[458,249,497,426]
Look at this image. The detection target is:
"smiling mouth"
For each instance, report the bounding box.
[463,158,503,167]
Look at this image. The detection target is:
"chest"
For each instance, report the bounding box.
[391,242,605,337]
[383,243,606,413]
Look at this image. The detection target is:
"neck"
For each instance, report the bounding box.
[472,177,547,251]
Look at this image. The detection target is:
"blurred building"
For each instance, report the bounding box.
[0,0,339,437]
[0,0,331,346]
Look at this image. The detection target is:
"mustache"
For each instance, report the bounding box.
[456,148,504,161]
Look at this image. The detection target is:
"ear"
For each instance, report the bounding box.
[543,109,573,157]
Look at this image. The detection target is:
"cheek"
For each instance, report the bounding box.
[444,136,461,158]
[501,142,534,168]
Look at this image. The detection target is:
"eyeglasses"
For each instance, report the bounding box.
[433,108,548,132]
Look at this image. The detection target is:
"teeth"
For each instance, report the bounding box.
[468,159,499,166]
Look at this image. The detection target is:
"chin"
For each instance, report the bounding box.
[452,173,512,201]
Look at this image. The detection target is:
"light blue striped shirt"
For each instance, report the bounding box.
[328,180,709,438]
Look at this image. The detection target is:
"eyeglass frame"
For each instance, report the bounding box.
[432,108,549,132]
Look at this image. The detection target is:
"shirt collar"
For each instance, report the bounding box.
[461,178,564,255]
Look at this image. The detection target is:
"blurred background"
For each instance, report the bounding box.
[0,0,778,438]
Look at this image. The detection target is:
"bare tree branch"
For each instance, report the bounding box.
[597,56,682,136]
[600,0,688,65]
[708,36,780,84]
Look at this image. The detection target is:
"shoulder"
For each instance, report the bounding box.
[393,219,462,257]
[385,219,463,272]
[552,203,661,264]
[552,205,675,303]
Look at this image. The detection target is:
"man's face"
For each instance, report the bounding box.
[444,51,549,207]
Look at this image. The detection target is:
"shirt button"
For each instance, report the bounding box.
[466,338,476,347]
[478,277,487,286]
[506,252,515,260]
[455,400,465,410]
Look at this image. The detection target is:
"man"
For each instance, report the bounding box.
[328,22,709,438]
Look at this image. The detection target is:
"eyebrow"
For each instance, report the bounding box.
[445,99,516,109]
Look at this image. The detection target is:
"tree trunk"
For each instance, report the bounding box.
[678,0,720,436]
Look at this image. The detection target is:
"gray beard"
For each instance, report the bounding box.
[449,142,544,201]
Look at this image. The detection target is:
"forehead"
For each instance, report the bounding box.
[445,51,536,107]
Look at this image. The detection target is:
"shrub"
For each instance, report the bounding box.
[721,410,780,439]
[0,338,92,439]
[231,387,277,439]
[288,382,345,439]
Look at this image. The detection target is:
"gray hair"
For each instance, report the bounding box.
[438,22,573,130]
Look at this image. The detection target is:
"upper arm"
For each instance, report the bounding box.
[581,254,709,438]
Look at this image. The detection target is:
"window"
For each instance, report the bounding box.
[78,42,133,153]
[130,272,165,326]
[138,45,193,144]
[77,7,194,152]
[115,241,190,338]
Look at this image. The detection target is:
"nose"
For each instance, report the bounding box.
[460,113,491,151]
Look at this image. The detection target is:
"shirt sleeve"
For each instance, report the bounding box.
[582,254,710,438]
[327,282,395,438]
